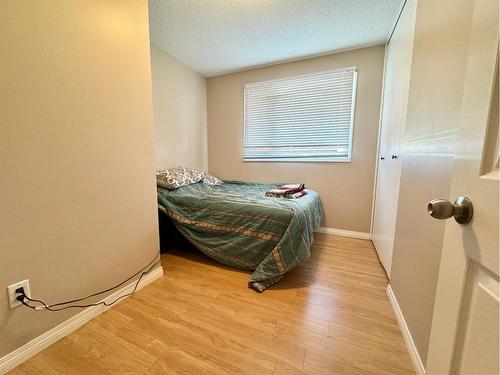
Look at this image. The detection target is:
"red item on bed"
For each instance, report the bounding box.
[286,190,308,199]
[277,183,305,192]
[265,183,307,198]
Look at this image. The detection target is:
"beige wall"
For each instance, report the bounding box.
[389,0,475,365]
[207,46,385,232]
[0,0,158,358]
[151,45,208,171]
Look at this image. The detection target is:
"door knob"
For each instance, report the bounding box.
[427,196,473,224]
[392,155,398,159]
[380,156,385,160]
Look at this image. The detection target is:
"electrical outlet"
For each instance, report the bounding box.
[7,280,31,308]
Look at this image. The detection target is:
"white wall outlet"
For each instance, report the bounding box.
[7,279,31,308]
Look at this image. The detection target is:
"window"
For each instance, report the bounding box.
[243,67,357,162]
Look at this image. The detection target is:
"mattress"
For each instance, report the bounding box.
[157,181,323,291]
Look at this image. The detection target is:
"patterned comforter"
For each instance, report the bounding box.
[157,181,324,292]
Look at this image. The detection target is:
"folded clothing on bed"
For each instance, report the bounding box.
[266,190,308,199]
[265,183,306,198]
[278,183,305,191]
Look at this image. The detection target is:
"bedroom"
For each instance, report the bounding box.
[1,1,498,374]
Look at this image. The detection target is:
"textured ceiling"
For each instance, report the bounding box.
[148,0,402,77]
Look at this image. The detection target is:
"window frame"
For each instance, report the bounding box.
[242,66,358,163]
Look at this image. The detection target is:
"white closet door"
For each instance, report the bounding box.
[372,0,417,276]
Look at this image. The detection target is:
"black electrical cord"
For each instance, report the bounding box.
[18,251,161,311]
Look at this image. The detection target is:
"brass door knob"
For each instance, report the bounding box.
[427,196,473,224]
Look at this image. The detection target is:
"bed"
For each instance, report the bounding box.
[157,181,323,292]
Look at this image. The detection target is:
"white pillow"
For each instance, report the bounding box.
[202,172,223,186]
[156,166,204,189]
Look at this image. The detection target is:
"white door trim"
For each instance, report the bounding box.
[314,227,371,240]
[386,285,426,375]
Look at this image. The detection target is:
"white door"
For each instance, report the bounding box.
[426,0,499,373]
[372,0,417,276]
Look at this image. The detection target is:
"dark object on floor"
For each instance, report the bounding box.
[158,208,197,253]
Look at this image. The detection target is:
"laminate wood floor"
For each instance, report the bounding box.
[10,234,415,374]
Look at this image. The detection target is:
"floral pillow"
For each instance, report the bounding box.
[202,172,223,186]
[156,166,204,189]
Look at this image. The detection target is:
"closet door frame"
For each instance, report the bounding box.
[371,0,417,276]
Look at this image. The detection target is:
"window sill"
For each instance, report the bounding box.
[243,158,351,163]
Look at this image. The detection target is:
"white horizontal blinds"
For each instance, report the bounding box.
[244,67,357,161]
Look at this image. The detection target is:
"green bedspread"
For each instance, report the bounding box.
[157,181,323,292]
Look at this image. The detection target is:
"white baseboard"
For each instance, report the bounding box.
[314,227,371,240]
[386,285,426,375]
[0,265,164,375]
